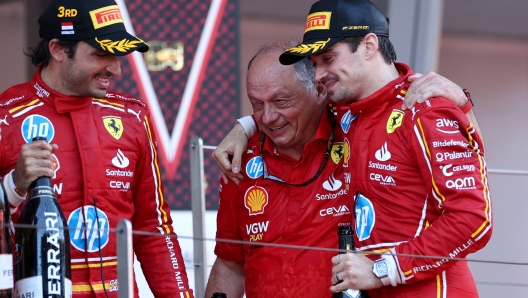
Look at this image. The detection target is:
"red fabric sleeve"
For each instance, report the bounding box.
[394,99,492,283]
[214,179,245,263]
[131,108,194,297]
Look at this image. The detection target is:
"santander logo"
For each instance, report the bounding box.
[112,149,130,168]
[375,142,391,162]
[323,173,343,191]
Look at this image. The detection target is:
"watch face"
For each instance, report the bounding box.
[374,260,389,277]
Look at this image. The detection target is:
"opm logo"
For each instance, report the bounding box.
[68,206,110,252]
[21,115,55,143]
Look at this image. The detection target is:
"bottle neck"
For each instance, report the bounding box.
[28,176,55,200]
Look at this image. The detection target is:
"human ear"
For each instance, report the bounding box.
[363,33,379,58]
[48,39,68,62]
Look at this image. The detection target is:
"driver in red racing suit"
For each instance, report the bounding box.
[0,0,194,296]
[0,68,194,298]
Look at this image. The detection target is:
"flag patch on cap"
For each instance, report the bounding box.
[61,22,74,35]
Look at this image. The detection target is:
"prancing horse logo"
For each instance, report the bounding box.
[103,116,124,140]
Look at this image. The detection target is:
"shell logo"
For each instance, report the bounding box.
[244,186,269,216]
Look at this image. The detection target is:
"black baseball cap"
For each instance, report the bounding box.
[38,0,148,56]
[279,0,389,65]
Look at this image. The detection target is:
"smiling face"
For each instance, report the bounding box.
[247,51,324,159]
[309,41,367,104]
[58,41,121,98]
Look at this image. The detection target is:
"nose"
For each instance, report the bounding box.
[314,65,327,84]
[108,56,122,78]
[261,104,278,126]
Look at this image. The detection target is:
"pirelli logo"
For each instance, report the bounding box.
[305,12,331,33]
[90,5,123,29]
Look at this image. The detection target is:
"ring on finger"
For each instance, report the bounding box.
[335,272,342,282]
[336,254,341,264]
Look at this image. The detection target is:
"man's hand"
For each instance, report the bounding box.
[12,140,58,193]
[330,253,383,293]
[204,258,245,298]
[212,123,247,185]
[402,71,468,110]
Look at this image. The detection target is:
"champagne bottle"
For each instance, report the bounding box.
[0,178,13,298]
[332,226,369,298]
[212,293,227,298]
[14,137,72,298]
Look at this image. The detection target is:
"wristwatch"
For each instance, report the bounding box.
[372,258,389,280]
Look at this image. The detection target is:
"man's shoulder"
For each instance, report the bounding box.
[104,90,147,108]
[0,81,35,108]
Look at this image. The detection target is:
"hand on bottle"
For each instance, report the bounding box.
[212,123,247,185]
[402,71,467,110]
[330,252,383,292]
[12,140,59,193]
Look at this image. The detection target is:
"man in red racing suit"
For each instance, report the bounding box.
[334,62,491,297]
[0,0,194,296]
[278,0,492,296]
[0,68,193,298]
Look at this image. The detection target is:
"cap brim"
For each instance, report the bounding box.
[85,31,149,56]
[279,37,341,65]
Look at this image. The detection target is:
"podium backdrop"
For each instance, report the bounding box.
[112,0,240,209]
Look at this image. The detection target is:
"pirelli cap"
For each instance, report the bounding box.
[38,0,148,56]
[279,0,389,65]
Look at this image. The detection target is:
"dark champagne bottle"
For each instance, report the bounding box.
[14,137,72,298]
[332,226,369,298]
[212,293,227,298]
[0,178,13,298]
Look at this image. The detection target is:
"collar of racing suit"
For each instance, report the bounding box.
[344,62,413,115]
[33,65,94,113]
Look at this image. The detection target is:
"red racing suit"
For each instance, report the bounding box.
[336,63,492,297]
[215,110,353,297]
[0,70,194,298]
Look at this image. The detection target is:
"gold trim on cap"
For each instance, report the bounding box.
[285,38,331,55]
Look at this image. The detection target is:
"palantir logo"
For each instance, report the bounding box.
[323,173,343,191]
[375,142,391,162]
[355,193,375,241]
[68,206,110,252]
[246,156,263,179]
[112,149,130,168]
[21,115,55,143]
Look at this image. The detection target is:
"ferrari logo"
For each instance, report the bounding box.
[386,110,404,134]
[103,116,124,140]
[331,143,344,164]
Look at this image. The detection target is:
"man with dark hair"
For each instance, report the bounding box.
[279,0,491,297]
[0,0,193,297]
